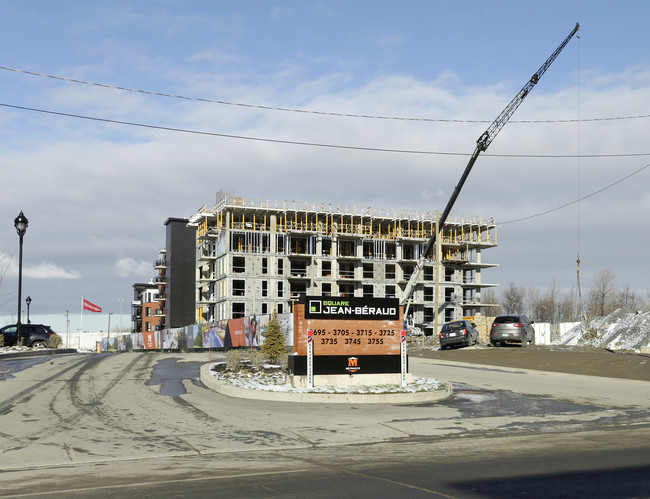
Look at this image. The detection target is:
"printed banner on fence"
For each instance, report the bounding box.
[143,331,158,350]
[227,318,247,347]
[202,323,225,348]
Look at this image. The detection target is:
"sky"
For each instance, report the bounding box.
[0,0,649,332]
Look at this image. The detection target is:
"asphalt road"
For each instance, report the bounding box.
[0,349,648,498]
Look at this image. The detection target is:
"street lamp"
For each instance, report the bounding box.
[14,211,28,346]
[26,296,32,324]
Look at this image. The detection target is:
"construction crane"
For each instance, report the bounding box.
[400,23,580,324]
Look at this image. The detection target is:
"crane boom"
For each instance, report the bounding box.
[400,23,580,308]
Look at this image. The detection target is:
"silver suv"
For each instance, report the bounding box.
[490,315,535,347]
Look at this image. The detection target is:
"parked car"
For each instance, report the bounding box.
[439,320,479,349]
[0,324,57,348]
[490,315,535,347]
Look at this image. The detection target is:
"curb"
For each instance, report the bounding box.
[0,348,78,359]
[199,364,453,404]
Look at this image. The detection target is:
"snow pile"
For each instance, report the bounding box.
[0,345,36,355]
[558,309,650,351]
[209,362,445,394]
[407,336,441,353]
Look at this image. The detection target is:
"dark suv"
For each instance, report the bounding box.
[0,324,57,348]
[490,315,535,347]
[439,320,480,349]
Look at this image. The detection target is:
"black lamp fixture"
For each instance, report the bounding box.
[14,211,28,345]
[14,211,28,236]
[26,296,32,324]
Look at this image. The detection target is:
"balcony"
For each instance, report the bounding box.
[288,265,309,280]
[198,227,221,240]
[337,272,360,281]
[197,272,215,282]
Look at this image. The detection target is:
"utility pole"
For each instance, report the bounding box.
[65,310,70,349]
[119,298,123,334]
[434,211,440,337]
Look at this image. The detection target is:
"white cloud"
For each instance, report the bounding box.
[269,6,294,19]
[0,253,80,280]
[115,258,152,278]
[26,262,81,280]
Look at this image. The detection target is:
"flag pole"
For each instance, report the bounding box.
[80,296,83,333]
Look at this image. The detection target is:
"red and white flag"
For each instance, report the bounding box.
[82,299,102,313]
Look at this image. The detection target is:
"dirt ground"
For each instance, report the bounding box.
[412,343,650,382]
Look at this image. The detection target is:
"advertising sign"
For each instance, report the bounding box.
[305,296,399,320]
[294,296,402,356]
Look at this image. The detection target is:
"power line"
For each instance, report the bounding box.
[2,102,650,158]
[499,162,650,224]
[0,102,465,155]
[2,65,649,124]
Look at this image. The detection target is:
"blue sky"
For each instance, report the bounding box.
[1,1,649,331]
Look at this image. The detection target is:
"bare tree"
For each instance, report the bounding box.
[491,272,646,323]
[613,284,641,311]
[0,248,14,308]
[587,269,617,317]
[480,288,501,316]
[558,287,580,322]
[500,282,525,314]
[532,296,551,322]
[527,287,543,319]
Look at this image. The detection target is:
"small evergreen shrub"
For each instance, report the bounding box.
[260,311,286,364]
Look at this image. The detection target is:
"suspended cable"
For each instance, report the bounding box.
[1,65,649,124]
[576,33,584,318]
[2,102,650,158]
[499,162,650,225]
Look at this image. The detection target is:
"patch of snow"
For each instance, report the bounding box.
[0,345,36,355]
[556,309,650,351]
[209,363,445,394]
[454,392,491,403]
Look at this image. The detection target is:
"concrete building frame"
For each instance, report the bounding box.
[190,191,498,336]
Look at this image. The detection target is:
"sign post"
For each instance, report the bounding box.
[400,329,407,387]
[307,329,314,389]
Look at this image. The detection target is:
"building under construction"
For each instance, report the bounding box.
[189,191,498,335]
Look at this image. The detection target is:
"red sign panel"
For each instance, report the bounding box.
[294,302,403,356]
